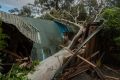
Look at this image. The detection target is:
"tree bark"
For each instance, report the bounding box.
[27,13,85,80]
[68,29,84,49]
[27,6,104,79]
[27,50,72,80]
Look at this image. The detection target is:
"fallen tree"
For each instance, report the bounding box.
[27,15,104,80]
[27,13,85,80]
[27,23,104,80]
[27,50,71,80]
[27,15,85,80]
[27,0,106,80]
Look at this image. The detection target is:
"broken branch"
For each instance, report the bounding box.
[48,13,83,29]
[63,47,96,67]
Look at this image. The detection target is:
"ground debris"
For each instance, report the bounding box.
[55,24,120,80]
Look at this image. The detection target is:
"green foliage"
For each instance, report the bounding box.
[0,60,40,80]
[0,64,28,80]
[114,37,120,45]
[40,2,87,22]
[102,7,120,45]
[19,6,32,17]
[90,0,98,7]
[106,0,120,7]
[39,13,54,20]
[102,7,120,28]
[37,0,75,11]
[0,20,7,50]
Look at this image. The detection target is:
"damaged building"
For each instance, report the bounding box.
[0,11,73,61]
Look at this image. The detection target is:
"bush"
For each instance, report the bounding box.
[102,7,120,45]
[0,60,40,80]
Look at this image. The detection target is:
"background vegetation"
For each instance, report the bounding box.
[102,7,120,45]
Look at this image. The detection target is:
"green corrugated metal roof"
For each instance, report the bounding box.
[21,17,62,47]
[0,11,39,43]
[0,12,70,60]
[0,12,63,46]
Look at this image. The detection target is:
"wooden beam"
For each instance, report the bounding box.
[53,25,104,79]
[63,47,96,67]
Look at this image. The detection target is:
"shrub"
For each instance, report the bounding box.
[102,7,120,45]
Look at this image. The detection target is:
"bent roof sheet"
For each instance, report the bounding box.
[0,12,62,45]
[21,17,62,47]
[0,11,40,43]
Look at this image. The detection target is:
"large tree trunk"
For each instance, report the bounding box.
[27,31,82,80]
[27,28,84,80]
[27,49,71,80]
[27,3,105,79]
[27,26,83,80]
[27,13,85,80]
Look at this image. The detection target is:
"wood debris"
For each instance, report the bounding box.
[53,23,120,80]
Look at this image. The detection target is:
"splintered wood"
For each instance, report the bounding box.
[56,24,120,80]
[27,22,120,80]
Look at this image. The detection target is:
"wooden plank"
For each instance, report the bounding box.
[53,24,104,79]
[63,47,96,67]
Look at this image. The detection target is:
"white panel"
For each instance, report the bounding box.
[37,32,41,44]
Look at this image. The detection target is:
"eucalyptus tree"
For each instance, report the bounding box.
[18,5,32,17]
[38,0,105,24]
[27,1,106,80]
[105,0,120,7]
[35,0,105,49]
[8,6,31,17]
[8,8,19,14]
[35,0,75,11]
